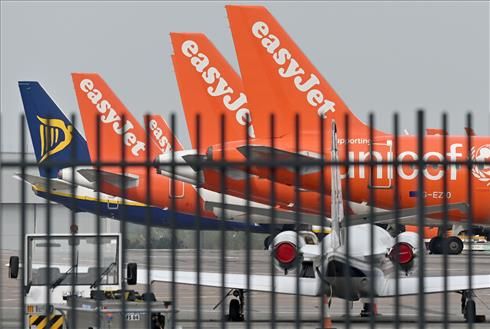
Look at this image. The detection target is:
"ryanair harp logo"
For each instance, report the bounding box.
[37,116,73,162]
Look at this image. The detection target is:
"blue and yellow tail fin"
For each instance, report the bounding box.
[18,81,90,178]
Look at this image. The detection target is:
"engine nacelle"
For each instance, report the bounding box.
[269,231,318,274]
[388,231,419,272]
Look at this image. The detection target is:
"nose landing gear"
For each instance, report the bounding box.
[228,289,244,322]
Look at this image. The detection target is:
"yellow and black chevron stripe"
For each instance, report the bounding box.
[29,314,64,329]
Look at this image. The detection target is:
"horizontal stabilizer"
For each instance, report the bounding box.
[14,173,73,191]
[138,269,320,296]
[77,169,139,189]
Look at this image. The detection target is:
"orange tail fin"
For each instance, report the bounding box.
[170,32,256,150]
[72,73,161,163]
[144,114,184,153]
[226,5,372,138]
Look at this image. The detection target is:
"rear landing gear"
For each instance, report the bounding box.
[461,290,486,323]
[428,236,463,255]
[447,236,464,255]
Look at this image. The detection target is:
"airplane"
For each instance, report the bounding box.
[68,72,321,229]
[142,121,490,322]
[17,81,268,232]
[154,5,490,255]
[167,32,343,235]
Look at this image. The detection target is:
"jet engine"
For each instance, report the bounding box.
[269,231,318,275]
[388,231,419,272]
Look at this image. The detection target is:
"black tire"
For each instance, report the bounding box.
[464,300,476,322]
[428,236,443,254]
[447,236,464,255]
[228,299,241,322]
[9,256,19,279]
[127,263,137,285]
[264,236,272,250]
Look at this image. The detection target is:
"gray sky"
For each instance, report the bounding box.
[1,1,489,153]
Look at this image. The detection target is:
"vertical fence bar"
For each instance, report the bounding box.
[194,114,202,329]
[319,112,326,328]
[393,113,400,329]
[44,119,52,329]
[170,113,177,329]
[120,114,128,329]
[95,114,102,329]
[244,108,252,328]
[466,112,474,326]
[441,113,449,329]
[69,114,78,329]
[144,114,152,328]
[219,113,227,329]
[19,115,26,329]
[269,113,277,329]
[343,114,352,329]
[121,114,129,329]
[368,113,375,329]
[294,113,301,329]
[416,110,426,329]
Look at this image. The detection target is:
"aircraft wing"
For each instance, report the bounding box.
[137,269,320,296]
[77,169,139,189]
[379,275,490,296]
[138,269,490,297]
[347,203,468,227]
[204,201,328,226]
[14,173,74,191]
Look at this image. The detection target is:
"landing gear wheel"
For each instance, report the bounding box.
[360,303,378,317]
[264,235,272,250]
[447,236,464,255]
[228,299,242,321]
[464,300,476,322]
[428,236,443,254]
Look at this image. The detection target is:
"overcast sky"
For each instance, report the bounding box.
[1,1,489,153]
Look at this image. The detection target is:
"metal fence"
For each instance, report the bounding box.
[1,111,489,328]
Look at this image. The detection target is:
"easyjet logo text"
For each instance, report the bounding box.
[180,40,255,138]
[149,119,172,153]
[251,21,336,119]
[79,79,146,157]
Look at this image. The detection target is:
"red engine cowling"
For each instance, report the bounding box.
[271,231,299,273]
[388,231,419,272]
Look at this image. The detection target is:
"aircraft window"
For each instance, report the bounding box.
[304,235,316,245]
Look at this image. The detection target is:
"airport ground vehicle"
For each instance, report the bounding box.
[7,233,173,328]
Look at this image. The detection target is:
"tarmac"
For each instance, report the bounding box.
[1,248,490,328]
